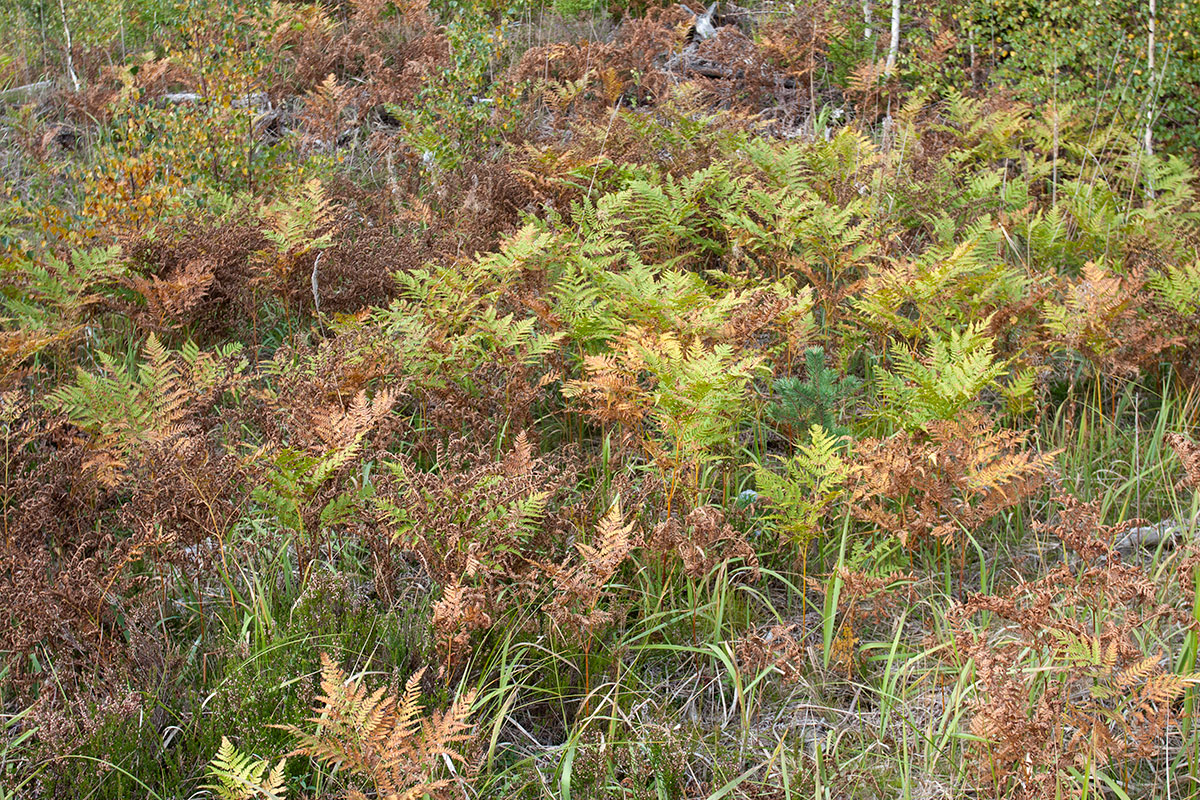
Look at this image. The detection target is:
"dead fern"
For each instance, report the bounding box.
[281,653,476,800]
[851,412,1055,548]
[645,504,759,582]
[1166,432,1200,490]
[541,499,640,639]
[1043,261,1180,377]
[952,497,1200,798]
[735,623,806,684]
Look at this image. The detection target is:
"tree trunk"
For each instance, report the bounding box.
[1144,0,1155,158]
[886,0,901,71]
[56,0,80,92]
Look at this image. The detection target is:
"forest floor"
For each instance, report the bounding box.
[3,1,1200,798]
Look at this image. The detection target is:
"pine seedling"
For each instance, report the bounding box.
[768,346,861,440]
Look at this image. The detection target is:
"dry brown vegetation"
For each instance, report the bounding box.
[2,0,1200,798]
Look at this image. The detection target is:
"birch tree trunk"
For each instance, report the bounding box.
[863,0,872,40]
[1144,0,1156,158]
[886,0,901,71]
[57,0,80,92]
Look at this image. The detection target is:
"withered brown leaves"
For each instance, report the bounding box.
[952,499,1200,798]
[851,413,1055,547]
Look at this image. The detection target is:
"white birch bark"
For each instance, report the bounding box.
[1144,0,1155,158]
[886,0,901,71]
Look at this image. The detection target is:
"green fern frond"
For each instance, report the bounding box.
[753,424,851,547]
[204,737,287,800]
[1148,260,1200,316]
[877,320,1008,429]
[261,178,335,255]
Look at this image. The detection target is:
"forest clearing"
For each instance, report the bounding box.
[3,0,1200,797]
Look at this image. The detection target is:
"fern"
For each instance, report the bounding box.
[1126,152,1197,221]
[48,334,244,486]
[471,305,566,367]
[998,366,1037,417]
[513,488,551,539]
[549,258,622,353]
[616,83,747,163]
[753,425,851,550]
[389,224,554,368]
[594,164,737,265]
[1,246,125,376]
[1,246,124,332]
[739,128,878,199]
[280,653,476,800]
[875,321,1008,430]
[471,224,555,284]
[1042,260,1157,373]
[255,178,337,308]
[564,324,763,501]
[854,240,1027,341]
[204,737,288,800]
[597,260,742,341]
[254,389,395,562]
[543,498,638,636]
[639,331,764,472]
[1148,259,1200,316]
[260,178,336,256]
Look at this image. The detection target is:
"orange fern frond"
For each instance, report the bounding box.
[281,653,477,799]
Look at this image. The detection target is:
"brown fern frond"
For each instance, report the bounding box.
[953,496,1200,792]
[1166,433,1200,490]
[1117,654,1165,691]
[852,413,1056,548]
[576,501,637,579]
[503,430,534,478]
[311,387,399,452]
[282,653,477,799]
[126,257,214,331]
[542,500,639,638]
[431,580,491,672]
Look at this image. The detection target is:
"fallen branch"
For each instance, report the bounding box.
[1113,511,1200,553]
[0,81,54,104]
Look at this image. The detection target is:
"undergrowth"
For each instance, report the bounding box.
[3,0,1200,798]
